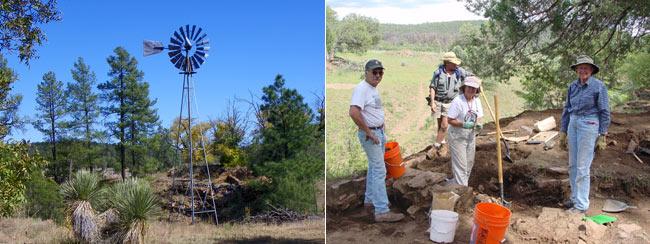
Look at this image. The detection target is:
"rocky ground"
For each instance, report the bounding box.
[327,109,650,243]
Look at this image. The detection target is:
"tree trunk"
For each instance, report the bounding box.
[51,120,56,162]
[119,71,126,181]
[86,109,93,172]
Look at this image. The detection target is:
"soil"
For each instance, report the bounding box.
[327,109,650,243]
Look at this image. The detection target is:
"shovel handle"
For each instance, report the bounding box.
[479,88,504,138]
[494,95,504,185]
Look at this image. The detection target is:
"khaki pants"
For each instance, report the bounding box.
[448,126,476,186]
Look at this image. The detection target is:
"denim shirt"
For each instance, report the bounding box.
[560,76,611,135]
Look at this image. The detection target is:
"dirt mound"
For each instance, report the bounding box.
[152,166,272,223]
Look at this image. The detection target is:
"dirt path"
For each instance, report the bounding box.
[390,80,431,137]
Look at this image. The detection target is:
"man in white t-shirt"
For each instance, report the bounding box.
[446,76,484,186]
[349,59,404,223]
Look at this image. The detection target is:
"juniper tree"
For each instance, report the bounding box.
[458,0,650,108]
[0,54,22,140]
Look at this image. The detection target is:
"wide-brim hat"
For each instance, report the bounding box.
[460,76,481,93]
[442,52,461,65]
[570,55,599,75]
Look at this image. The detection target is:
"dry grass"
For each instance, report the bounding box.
[0,217,324,244]
[146,218,325,243]
[0,217,74,243]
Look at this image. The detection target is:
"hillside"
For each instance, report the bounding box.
[378,20,484,51]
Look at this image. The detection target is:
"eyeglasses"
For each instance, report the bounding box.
[371,70,384,76]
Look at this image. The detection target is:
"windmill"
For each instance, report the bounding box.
[144,25,217,225]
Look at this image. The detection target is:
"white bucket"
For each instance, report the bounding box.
[429,210,459,243]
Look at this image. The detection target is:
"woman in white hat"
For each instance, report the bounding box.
[446,76,483,186]
[559,55,611,214]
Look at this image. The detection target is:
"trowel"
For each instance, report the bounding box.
[602,199,637,213]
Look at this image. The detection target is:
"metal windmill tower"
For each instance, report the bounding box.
[144,25,217,224]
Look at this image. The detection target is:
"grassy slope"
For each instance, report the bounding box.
[326,50,525,179]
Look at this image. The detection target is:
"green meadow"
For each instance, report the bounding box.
[326,50,526,179]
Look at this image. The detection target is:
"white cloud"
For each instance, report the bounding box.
[328,0,485,24]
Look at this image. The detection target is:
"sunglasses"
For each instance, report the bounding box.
[371,70,384,76]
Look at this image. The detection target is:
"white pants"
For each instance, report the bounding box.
[448,126,476,186]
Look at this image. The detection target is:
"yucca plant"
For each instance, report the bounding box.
[60,170,105,243]
[108,178,160,244]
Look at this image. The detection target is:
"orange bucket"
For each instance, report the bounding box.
[384,141,405,179]
[470,202,512,244]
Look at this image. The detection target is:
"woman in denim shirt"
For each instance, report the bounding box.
[558,55,611,214]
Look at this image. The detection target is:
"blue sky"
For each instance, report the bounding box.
[6,0,324,142]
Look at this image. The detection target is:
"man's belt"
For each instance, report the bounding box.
[369,124,384,130]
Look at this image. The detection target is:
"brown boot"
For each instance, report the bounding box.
[437,143,449,157]
[426,146,437,160]
[364,203,374,215]
[374,211,405,222]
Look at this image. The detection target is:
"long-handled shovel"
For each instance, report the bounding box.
[480,89,513,163]
[494,95,511,207]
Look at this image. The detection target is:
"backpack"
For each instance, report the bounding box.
[428,65,467,104]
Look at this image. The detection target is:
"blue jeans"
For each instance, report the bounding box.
[358,129,389,214]
[567,114,599,211]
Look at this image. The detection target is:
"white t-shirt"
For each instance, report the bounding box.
[447,94,483,124]
[350,80,385,127]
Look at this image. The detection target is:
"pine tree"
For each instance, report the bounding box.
[68,57,99,170]
[256,74,316,163]
[98,47,141,180]
[33,71,67,161]
[125,80,159,173]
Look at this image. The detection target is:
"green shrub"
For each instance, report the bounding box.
[0,142,47,217]
[254,146,323,214]
[25,171,65,224]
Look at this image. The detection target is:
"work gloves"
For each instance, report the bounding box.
[559,132,568,151]
[462,121,475,129]
[474,124,483,131]
[596,135,606,151]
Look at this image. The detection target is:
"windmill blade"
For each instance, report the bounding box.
[194,28,203,41]
[168,44,181,51]
[190,56,200,70]
[197,46,210,51]
[143,40,164,56]
[169,36,182,46]
[179,27,187,41]
[195,50,207,58]
[173,31,183,44]
[170,53,183,65]
[167,50,181,58]
[195,33,208,44]
[173,55,184,69]
[185,25,190,39]
[190,25,196,39]
[192,53,205,64]
[197,40,209,46]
